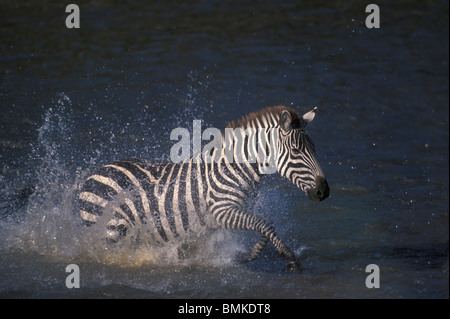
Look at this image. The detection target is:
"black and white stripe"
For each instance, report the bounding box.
[79,106,329,271]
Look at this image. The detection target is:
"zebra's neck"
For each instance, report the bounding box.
[188,107,295,180]
[225,106,289,174]
[194,107,289,180]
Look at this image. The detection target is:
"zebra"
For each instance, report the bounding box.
[78,106,329,271]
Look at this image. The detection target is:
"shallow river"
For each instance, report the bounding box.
[0,0,448,298]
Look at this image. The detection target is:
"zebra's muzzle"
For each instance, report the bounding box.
[306,176,329,201]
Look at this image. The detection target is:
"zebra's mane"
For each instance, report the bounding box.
[226,106,301,129]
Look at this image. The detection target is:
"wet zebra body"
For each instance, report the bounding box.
[80,158,223,243]
[79,106,329,271]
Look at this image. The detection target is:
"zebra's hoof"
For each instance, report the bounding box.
[286,260,302,272]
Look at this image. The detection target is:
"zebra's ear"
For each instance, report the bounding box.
[301,107,317,125]
[279,110,293,131]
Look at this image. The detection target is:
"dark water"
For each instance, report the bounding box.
[0,0,448,299]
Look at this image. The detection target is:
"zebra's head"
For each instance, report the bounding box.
[277,107,329,201]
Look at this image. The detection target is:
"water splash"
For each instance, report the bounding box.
[0,92,243,269]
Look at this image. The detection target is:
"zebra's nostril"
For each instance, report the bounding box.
[306,176,329,201]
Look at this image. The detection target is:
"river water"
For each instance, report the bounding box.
[0,0,448,299]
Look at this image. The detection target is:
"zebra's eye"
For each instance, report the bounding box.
[292,149,301,156]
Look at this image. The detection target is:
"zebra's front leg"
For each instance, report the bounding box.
[213,206,302,272]
[240,235,269,262]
